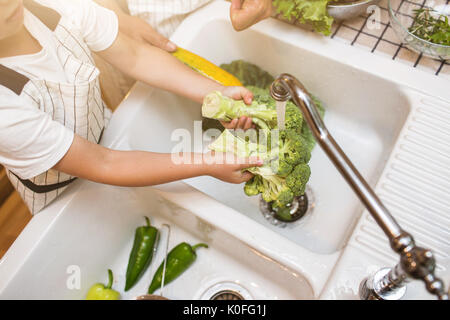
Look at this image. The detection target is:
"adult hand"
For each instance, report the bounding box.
[95,0,177,52]
[230,0,274,31]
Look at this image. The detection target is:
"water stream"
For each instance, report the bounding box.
[276,100,287,130]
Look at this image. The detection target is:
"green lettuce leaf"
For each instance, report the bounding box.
[274,0,335,36]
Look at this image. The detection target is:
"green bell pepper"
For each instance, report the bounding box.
[86,269,120,300]
[125,216,159,291]
[148,242,208,294]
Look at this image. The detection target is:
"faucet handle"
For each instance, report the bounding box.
[391,232,448,299]
[400,246,448,299]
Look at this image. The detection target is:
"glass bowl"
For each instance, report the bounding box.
[388,0,450,60]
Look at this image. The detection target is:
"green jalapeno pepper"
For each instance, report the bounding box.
[148,242,208,294]
[86,269,120,300]
[125,217,159,291]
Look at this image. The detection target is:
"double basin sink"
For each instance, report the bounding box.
[0,1,448,299]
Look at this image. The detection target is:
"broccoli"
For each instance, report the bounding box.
[204,108,314,209]
[202,91,277,125]
[244,175,263,196]
[286,163,311,196]
[277,130,311,164]
[202,60,325,210]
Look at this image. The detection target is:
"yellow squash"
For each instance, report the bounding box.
[172,47,242,87]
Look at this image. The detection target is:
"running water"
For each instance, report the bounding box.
[276,100,287,130]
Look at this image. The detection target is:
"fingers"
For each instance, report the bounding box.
[239,171,254,182]
[221,117,253,130]
[242,87,253,105]
[237,156,263,169]
[244,117,253,130]
[220,119,238,129]
[237,116,247,129]
[142,25,177,52]
[230,0,243,10]
[230,0,273,31]
[230,3,259,31]
[221,86,253,104]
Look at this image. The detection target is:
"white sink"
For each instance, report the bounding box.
[1,1,448,300]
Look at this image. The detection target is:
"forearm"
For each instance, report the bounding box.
[101,150,208,186]
[98,33,223,103]
[54,136,208,187]
[132,44,223,103]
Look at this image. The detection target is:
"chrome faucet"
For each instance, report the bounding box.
[270,73,448,300]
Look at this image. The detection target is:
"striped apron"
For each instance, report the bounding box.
[0,0,110,214]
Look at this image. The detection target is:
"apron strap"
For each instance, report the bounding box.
[11,172,77,194]
[0,64,30,95]
[24,0,61,31]
[0,1,62,95]
[11,128,105,194]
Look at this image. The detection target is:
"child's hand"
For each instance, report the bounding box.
[219,86,255,130]
[117,10,177,52]
[205,152,262,184]
[221,86,254,105]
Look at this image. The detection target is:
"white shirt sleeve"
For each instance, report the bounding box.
[0,88,74,179]
[36,0,119,52]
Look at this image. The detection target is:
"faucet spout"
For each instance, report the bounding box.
[270,73,448,300]
[271,74,328,141]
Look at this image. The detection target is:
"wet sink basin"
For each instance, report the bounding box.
[126,27,411,255]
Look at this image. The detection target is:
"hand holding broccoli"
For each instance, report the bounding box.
[217,85,256,130]
[204,151,263,184]
[202,81,324,209]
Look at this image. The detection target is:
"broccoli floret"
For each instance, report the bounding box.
[259,174,287,203]
[286,163,311,196]
[203,91,277,124]
[270,158,293,177]
[273,187,294,208]
[244,175,263,196]
[285,103,303,134]
[246,86,276,106]
[279,130,311,164]
[269,130,310,174]
[274,206,292,221]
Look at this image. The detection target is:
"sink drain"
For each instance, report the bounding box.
[260,186,314,227]
[199,282,252,300]
[210,290,244,300]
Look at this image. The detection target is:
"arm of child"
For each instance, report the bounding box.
[97,31,251,104]
[94,0,177,52]
[97,31,254,130]
[53,135,261,186]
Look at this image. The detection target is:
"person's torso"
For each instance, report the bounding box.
[0,0,111,214]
